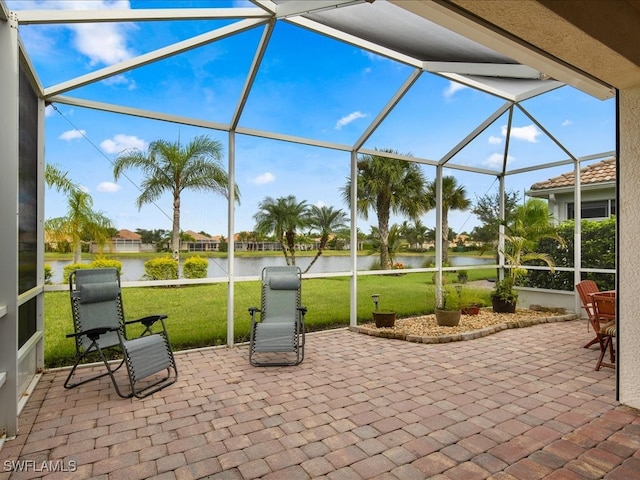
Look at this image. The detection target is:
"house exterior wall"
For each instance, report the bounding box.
[619,85,640,409]
[547,186,616,223]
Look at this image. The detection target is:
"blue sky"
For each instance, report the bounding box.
[8,0,616,238]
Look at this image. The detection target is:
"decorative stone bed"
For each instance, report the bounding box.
[350,308,579,343]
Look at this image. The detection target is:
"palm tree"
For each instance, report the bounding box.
[45,163,79,195]
[303,205,349,273]
[45,189,114,263]
[493,198,566,307]
[341,149,430,270]
[254,195,309,265]
[399,219,429,250]
[507,198,559,240]
[112,135,239,267]
[426,175,471,264]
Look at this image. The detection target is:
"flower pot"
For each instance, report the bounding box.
[461,305,480,315]
[435,309,461,327]
[372,311,396,328]
[491,296,516,313]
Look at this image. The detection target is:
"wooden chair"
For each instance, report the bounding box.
[590,292,616,371]
[576,280,600,348]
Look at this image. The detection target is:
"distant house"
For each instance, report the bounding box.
[111,229,142,252]
[183,230,220,252]
[90,229,156,253]
[527,158,616,223]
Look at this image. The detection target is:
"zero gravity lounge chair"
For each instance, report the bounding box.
[249,266,307,366]
[64,268,178,399]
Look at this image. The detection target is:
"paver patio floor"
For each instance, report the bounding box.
[1,319,639,479]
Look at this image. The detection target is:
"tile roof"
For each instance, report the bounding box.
[115,228,141,240]
[529,158,616,191]
[185,230,215,241]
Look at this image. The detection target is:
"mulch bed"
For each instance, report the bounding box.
[350,308,579,343]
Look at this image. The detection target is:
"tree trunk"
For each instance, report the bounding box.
[286,230,297,266]
[278,234,291,265]
[442,211,449,265]
[172,194,181,277]
[378,202,391,270]
[73,238,82,264]
[302,234,327,274]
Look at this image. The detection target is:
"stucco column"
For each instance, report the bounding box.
[618,85,640,409]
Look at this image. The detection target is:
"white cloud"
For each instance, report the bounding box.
[102,74,137,90]
[96,181,121,193]
[444,82,468,99]
[100,134,147,155]
[335,111,367,130]
[252,172,275,185]
[485,153,515,169]
[59,129,85,141]
[315,201,326,208]
[73,22,135,66]
[488,136,502,145]
[45,105,54,117]
[562,119,574,127]
[501,124,541,143]
[17,1,135,66]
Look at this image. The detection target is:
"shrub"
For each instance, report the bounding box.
[183,256,208,279]
[523,217,615,291]
[61,258,123,284]
[62,263,92,284]
[144,256,178,280]
[90,257,123,275]
[44,264,53,284]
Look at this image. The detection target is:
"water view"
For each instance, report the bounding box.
[47,255,494,283]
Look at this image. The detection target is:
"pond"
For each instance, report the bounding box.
[46,254,495,283]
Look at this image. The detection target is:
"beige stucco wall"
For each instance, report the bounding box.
[619,85,640,409]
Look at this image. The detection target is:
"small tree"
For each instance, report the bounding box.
[341,149,429,270]
[113,135,240,273]
[254,195,309,265]
[302,205,348,273]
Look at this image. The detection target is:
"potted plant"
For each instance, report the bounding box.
[435,286,461,326]
[492,233,559,313]
[491,276,518,313]
[371,294,396,328]
[459,289,484,315]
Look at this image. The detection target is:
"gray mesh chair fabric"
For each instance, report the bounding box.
[64,268,178,398]
[248,266,307,366]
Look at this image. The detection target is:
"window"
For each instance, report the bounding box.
[567,199,614,219]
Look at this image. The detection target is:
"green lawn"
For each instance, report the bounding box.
[45,269,494,368]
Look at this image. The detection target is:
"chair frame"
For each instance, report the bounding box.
[576,280,601,348]
[248,266,307,367]
[590,292,616,371]
[64,268,178,398]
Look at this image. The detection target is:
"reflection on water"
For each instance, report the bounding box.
[47,254,494,283]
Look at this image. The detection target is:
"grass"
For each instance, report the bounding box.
[45,269,494,368]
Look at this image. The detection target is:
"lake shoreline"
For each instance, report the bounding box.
[45,253,496,284]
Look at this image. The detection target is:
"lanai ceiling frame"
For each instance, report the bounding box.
[12,0,600,181]
[7,0,615,340]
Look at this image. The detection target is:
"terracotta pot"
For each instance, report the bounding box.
[435,309,461,327]
[372,311,396,328]
[491,296,516,313]
[461,305,480,315]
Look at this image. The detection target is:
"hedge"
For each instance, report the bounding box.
[523,217,615,291]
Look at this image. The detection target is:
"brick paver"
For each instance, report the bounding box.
[1,320,640,479]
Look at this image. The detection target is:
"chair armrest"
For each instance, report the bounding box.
[298,306,308,316]
[248,307,261,315]
[66,326,118,341]
[126,314,168,328]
